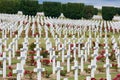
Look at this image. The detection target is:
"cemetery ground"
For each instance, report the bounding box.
[0,30,120,80]
[0,14,120,80]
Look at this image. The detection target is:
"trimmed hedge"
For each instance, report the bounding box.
[83,5,94,19]
[63,3,84,19]
[43,2,61,18]
[102,6,115,20]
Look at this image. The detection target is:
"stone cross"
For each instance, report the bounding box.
[34,62,45,80]
[0,52,8,78]
[3,35,8,50]
[63,35,67,47]
[116,49,120,67]
[79,50,85,72]
[17,48,26,67]
[88,60,97,78]
[34,47,43,65]
[104,57,112,80]
[72,35,76,43]
[13,63,24,80]
[7,45,12,66]
[91,49,98,70]
[14,35,19,51]
[11,41,15,58]
[67,39,71,50]
[52,51,58,74]
[71,61,81,80]
[72,43,77,60]
[82,46,88,62]
[55,61,63,80]
[104,47,110,63]
[0,39,2,54]
[61,44,65,63]
[49,47,54,63]
[65,50,72,72]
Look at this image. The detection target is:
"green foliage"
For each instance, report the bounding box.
[0,0,39,15]
[40,47,49,58]
[63,3,84,19]
[115,7,120,15]
[29,42,36,51]
[94,8,98,15]
[60,70,67,76]
[45,70,52,78]
[83,5,94,19]
[18,44,23,50]
[37,4,43,12]
[19,0,39,16]
[102,6,115,20]
[40,50,49,58]
[98,9,102,14]
[43,2,61,18]
[0,0,19,14]
[0,0,117,20]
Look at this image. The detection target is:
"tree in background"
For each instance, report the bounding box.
[115,7,120,15]
[19,0,39,16]
[83,5,94,19]
[43,2,61,18]
[62,3,84,19]
[93,8,98,15]
[0,0,19,14]
[37,4,43,12]
[102,6,115,20]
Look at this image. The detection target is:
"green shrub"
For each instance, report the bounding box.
[83,5,94,19]
[43,2,61,17]
[29,42,36,51]
[102,6,115,20]
[63,3,84,19]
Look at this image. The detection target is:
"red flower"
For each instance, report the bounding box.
[51,60,53,62]
[46,23,50,27]
[100,50,105,55]
[2,45,5,48]
[29,51,35,54]
[24,70,30,75]
[91,78,96,80]
[16,50,20,53]
[102,44,105,47]
[33,61,37,66]
[96,55,105,61]
[112,63,118,67]
[117,74,120,77]
[112,50,115,53]
[8,66,13,70]
[44,50,48,53]
[0,61,2,65]
[60,44,62,47]
[76,44,78,47]
[0,53,3,57]
[31,56,34,59]
[8,72,12,77]
[34,32,39,37]
[70,44,74,48]
[70,50,73,53]
[113,74,120,80]
[42,59,50,65]
[30,22,33,26]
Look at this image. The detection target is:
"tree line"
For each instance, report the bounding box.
[0,0,120,20]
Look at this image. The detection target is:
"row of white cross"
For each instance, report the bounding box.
[0,33,120,80]
[0,14,120,80]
